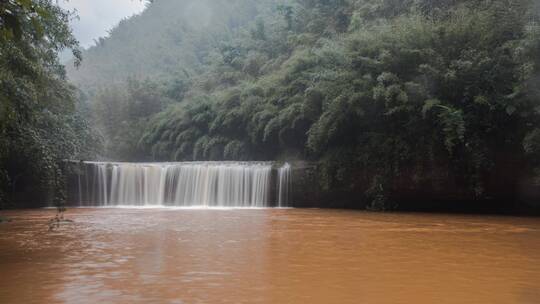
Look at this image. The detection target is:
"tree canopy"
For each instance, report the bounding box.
[0,0,98,207]
[7,0,539,210]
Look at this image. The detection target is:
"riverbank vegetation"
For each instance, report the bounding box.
[2,0,540,211]
[69,0,540,211]
[0,0,99,208]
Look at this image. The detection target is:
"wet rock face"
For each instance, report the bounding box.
[288,161,365,209]
[63,160,540,213]
[288,161,540,213]
[289,162,319,208]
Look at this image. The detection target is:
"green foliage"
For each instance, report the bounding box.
[0,0,98,208]
[66,0,265,93]
[92,79,171,160]
[76,0,540,209]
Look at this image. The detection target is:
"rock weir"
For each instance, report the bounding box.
[71,161,291,208]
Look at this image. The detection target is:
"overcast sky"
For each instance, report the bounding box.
[59,0,147,48]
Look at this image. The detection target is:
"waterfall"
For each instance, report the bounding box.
[277,163,291,208]
[76,161,291,208]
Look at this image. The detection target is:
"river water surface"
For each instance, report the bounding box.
[0,208,539,303]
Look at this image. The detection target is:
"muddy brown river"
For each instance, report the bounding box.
[0,208,539,303]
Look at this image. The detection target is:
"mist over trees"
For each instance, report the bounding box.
[2,0,539,210]
[69,0,540,210]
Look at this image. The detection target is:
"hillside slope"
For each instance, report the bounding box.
[67,0,266,93]
[68,0,540,211]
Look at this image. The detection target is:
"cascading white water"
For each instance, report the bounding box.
[78,161,291,208]
[277,163,291,207]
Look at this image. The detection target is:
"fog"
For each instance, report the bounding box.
[59,0,147,48]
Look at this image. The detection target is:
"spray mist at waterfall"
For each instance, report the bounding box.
[75,161,291,208]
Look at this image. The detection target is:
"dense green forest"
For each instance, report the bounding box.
[0,0,98,208]
[69,0,540,210]
[2,0,540,210]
